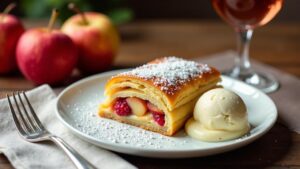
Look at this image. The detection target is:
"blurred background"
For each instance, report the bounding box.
[0,0,298,24]
[0,0,299,88]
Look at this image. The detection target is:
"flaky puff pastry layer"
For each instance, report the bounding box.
[99,57,221,136]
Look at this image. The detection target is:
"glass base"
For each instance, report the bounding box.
[223,68,280,93]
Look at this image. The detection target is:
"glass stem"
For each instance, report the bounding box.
[233,29,253,77]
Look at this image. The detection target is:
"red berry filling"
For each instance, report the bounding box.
[152,112,165,126]
[113,97,165,126]
[113,98,132,116]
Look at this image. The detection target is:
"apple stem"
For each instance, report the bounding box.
[48,9,59,32]
[1,3,16,22]
[68,3,88,25]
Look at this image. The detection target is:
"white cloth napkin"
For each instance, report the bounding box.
[196,51,300,134]
[0,85,137,169]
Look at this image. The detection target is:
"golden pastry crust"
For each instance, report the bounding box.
[100,111,170,135]
[105,57,220,111]
[99,56,221,136]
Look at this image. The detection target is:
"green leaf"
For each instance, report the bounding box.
[19,0,134,24]
[107,8,133,25]
[20,0,51,18]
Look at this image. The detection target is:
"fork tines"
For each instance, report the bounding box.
[7,92,44,136]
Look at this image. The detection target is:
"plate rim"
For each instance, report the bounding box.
[55,69,278,157]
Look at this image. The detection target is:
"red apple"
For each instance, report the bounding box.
[0,4,25,74]
[61,8,119,74]
[16,9,78,85]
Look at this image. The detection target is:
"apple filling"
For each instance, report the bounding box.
[112,97,165,126]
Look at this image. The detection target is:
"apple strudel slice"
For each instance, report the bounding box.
[99,56,221,136]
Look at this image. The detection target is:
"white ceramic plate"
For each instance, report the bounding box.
[56,69,277,158]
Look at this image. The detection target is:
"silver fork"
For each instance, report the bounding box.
[7,91,96,169]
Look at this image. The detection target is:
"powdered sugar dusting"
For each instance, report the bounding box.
[120,57,212,95]
[68,100,192,150]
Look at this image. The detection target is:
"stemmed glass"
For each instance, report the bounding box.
[211,0,284,93]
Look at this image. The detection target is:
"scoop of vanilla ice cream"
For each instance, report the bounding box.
[185,88,250,142]
[194,88,249,131]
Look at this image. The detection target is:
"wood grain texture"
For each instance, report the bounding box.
[0,20,299,169]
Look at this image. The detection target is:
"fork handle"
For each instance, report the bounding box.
[49,135,96,169]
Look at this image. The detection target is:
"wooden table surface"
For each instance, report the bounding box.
[0,20,299,169]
